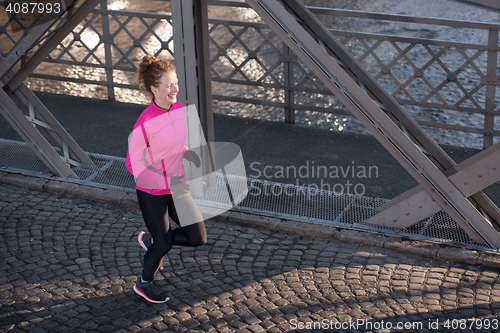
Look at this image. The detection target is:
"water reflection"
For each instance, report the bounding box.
[21,0,500,148]
[108,0,129,10]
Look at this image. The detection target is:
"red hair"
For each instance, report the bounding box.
[138,55,176,94]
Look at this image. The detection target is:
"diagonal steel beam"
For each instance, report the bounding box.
[0,0,100,177]
[2,0,101,93]
[245,0,500,247]
[366,142,500,228]
[13,81,94,166]
[0,87,77,177]
[0,0,76,82]
[0,20,54,81]
[1,61,93,168]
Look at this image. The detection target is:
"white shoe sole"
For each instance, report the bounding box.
[137,231,148,251]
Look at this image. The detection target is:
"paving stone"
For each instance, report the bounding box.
[1,180,500,333]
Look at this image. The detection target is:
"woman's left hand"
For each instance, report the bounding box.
[184,150,201,168]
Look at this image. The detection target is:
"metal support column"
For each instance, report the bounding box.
[193,0,215,146]
[483,29,498,149]
[245,0,500,247]
[101,0,116,101]
[171,0,214,144]
[171,0,215,192]
[283,44,295,124]
[172,0,198,108]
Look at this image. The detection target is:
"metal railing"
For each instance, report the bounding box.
[0,137,486,250]
[20,0,500,149]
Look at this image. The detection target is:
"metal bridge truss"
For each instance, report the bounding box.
[19,2,500,149]
[2,0,500,248]
[245,0,500,248]
[0,0,99,177]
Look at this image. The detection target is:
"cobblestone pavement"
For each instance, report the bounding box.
[1,182,500,333]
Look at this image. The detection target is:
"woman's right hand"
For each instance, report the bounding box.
[183,150,201,168]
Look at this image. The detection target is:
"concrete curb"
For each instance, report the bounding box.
[1,170,500,268]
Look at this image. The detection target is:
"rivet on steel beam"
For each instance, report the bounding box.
[405,212,409,216]
[493,166,497,170]
[464,181,468,185]
[478,173,482,177]
[418,205,422,208]
[393,218,397,222]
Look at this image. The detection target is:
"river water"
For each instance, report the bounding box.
[23,0,500,148]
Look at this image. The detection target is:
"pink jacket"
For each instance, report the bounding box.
[126,101,189,195]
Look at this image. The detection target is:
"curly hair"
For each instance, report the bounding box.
[138,55,176,94]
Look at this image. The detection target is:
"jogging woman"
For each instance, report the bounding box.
[126,55,207,303]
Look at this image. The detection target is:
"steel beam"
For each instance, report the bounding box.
[367,143,500,228]
[0,0,76,82]
[0,87,77,177]
[172,0,198,108]
[0,20,54,82]
[12,81,94,166]
[100,0,115,101]
[1,64,93,175]
[0,0,99,177]
[245,0,500,247]
[171,0,214,143]
[172,0,216,192]
[2,0,101,93]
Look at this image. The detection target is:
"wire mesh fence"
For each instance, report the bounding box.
[0,138,487,250]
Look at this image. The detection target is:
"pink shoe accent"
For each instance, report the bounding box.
[137,231,148,251]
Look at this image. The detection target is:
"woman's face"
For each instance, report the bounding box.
[150,71,179,109]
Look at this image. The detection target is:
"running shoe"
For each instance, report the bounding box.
[133,277,170,303]
[138,231,152,251]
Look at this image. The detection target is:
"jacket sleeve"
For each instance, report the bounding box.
[126,124,149,177]
[126,124,169,190]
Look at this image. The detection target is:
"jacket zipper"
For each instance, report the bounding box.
[168,111,175,130]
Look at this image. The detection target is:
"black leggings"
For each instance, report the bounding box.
[137,190,207,281]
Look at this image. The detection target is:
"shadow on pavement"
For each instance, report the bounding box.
[1,183,500,332]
